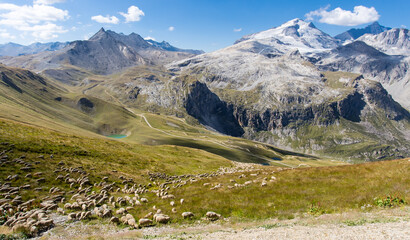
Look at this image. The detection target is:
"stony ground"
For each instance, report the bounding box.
[159,221,409,240]
[35,208,409,239]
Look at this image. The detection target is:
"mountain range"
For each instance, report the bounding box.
[146,39,204,55]
[0,19,409,161]
[0,41,68,57]
[0,28,202,75]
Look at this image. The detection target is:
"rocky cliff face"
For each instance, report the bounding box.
[251,81,405,127]
[185,82,244,136]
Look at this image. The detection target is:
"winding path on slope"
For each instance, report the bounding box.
[103,88,296,168]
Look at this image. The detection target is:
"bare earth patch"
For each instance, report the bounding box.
[37,208,409,239]
[158,221,409,240]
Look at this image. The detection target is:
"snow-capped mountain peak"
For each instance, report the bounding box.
[235,18,340,53]
[279,18,310,27]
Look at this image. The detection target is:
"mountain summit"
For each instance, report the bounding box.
[235,18,340,52]
[335,22,391,42]
[89,27,108,41]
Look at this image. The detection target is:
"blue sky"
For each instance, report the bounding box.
[0,0,409,52]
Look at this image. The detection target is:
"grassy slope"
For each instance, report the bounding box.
[0,118,232,177]
[0,118,408,224]
[172,159,409,220]
[124,112,338,167]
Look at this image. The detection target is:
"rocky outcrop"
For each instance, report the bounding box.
[233,93,361,130]
[1,72,22,93]
[360,81,410,121]
[336,92,366,122]
[77,98,95,113]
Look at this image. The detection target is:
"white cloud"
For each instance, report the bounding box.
[168,26,175,31]
[401,25,407,29]
[91,15,119,24]
[0,3,69,25]
[0,29,14,39]
[25,23,67,39]
[34,0,65,5]
[0,2,69,40]
[305,5,380,26]
[233,28,242,32]
[144,36,156,41]
[120,6,144,23]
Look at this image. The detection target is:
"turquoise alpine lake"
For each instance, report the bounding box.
[107,134,127,139]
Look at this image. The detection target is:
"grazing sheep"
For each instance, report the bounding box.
[139,218,153,227]
[206,211,221,221]
[154,213,170,224]
[182,212,194,219]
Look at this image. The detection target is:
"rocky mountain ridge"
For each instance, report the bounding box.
[0,28,202,75]
[358,28,410,55]
[335,22,391,42]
